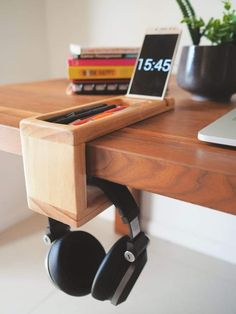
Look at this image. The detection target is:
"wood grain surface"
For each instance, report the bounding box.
[86,80,236,215]
[0,80,111,154]
[0,78,236,217]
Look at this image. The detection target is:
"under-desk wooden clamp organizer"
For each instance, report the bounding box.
[20,96,174,227]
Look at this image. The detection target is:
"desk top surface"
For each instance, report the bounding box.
[0,78,236,214]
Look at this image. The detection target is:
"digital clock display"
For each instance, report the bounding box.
[128,34,179,98]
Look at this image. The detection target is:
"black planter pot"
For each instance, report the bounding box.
[176,45,236,101]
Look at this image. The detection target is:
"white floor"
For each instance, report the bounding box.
[0,214,236,314]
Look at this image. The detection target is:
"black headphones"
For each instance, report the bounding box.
[44,177,149,306]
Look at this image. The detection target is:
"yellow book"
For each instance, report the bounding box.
[68,65,134,80]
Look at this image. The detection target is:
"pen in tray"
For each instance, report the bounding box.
[46,103,106,123]
[71,105,127,126]
[46,103,113,124]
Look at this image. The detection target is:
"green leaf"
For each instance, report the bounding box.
[176,0,236,45]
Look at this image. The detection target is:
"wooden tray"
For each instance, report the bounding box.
[20,95,174,227]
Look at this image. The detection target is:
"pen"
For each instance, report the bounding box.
[46,104,107,123]
[71,105,126,126]
[47,104,110,123]
[50,104,117,124]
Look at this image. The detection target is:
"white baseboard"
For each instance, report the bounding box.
[141,192,236,265]
[142,217,236,265]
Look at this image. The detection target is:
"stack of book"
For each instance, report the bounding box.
[67,44,139,95]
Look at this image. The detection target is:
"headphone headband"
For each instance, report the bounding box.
[87,176,141,238]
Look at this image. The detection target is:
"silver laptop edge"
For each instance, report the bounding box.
[198,108,236,147]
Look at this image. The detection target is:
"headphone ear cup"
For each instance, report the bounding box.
[91,235,147,305]
[91,236,129,301]
[46,231,106,296]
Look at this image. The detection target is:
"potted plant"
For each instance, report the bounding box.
[176,0,236,101]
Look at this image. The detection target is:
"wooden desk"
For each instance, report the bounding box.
[0,79,236,217]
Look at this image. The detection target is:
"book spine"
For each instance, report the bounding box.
[72,78,130,84]
[78,53,138,59]
[80,47,139,54]
[68,58,136,67]
[66,80,130,95]
[77,53,123,59]
[68,65,134,80]
[70,44,139,55]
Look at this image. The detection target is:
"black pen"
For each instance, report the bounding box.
[47,104,108,123]
[52,104,117,124]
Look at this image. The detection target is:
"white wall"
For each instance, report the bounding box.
[0,0,50,231]
[44,0,234,77]
[141,193,236,264]
[0,152,30,233]
[44,0,91,79]
[0,0,50,84]
[1,0,236,264]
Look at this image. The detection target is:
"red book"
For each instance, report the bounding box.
[68,57,137,67]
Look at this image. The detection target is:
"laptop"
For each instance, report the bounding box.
[198,108,236,147]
